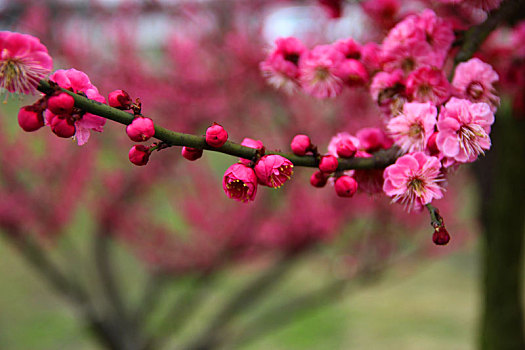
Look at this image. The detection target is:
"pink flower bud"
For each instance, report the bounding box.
[310,170,328,188]
[206,123,228,147]
[181,147,203,161]
[49,114,76,138]
[129,145,150,166]
[126,117,155,142]
[240,138,264,165]
[336,138,357,158]
[319,155,338,173]
[334,176,358,197]
[108,89,132,109]
[254,155,294,188]
[223,163,258,202]
[18,106,44,132]
[47,93,75,115]
[432,226,450,245]
[291,134,312,156]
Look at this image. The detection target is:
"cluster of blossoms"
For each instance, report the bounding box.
[261,9,498,214]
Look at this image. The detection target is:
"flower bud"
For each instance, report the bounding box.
[49,114,76,138]
[18,106,44,132]
[206,123,228,147]
[223,163,258,202]
[126,116,155,142]
[310,170,328,188]
[336,138,357,158]
[254,155,293,188]
[181,146,203,161]
[240,138,264,165]
[432,226,450,245]
[334,175,358,197]
[47,93,75,115]
[291,134,312,156]
[129,145,150,166]
[319,155,338,173]
[108,90,132,109]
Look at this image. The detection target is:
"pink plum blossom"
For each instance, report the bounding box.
[0,31,53,95]
[356,127,393,153]
[327,132,360,158]
[383,152,444,211]
[222,163,258,202]
[370,69,407,117]
[406,66,451,105]
[260,37,306,94]
[333,38,362,60]
[254,155,294,188]
[387,102,437,153]
[452,57,499,111]
[49,69,106,145]
[436,97,494,163]
[416,9,454,65]
[299,44,345,99]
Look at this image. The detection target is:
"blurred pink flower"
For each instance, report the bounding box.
[223,163,258,202]
[383,152,444,211]
[299,44,345,98]
[436,97,494,163]
[387,102,437,153]
[452,57,499,111]
[0,31,52,95]
[260,37,306,94]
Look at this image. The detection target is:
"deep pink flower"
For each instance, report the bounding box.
[319,155,339,173]
[18,105,44,132]
[383,152,444,211]
[452,58,499,111]
[205,123,228,147]
[260,37,306,94]
[387,102,437,153]
[333,38,362,60]
[254,155,294,188]
[47,93,75,115]
[416,9,454,65]
[222,163,258,202]
[291,134,312,156]
[406,66,451,105]
[370,69,407,117]
[126,116,155,142]
[334,176,358,197]
[0,31,52,95]
[361,0,400,28]
[129,145,150,166]
[181,147,203,161]
[299,44,345,99]
[436,97,494,163]
[108,89,132,109]
[49,69,106,145]
[318,0,344,18]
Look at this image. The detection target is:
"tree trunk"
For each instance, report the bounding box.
[475,109,525,350]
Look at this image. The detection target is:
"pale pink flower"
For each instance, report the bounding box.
[49,69,106,145]
[383,152,444,212]
[406,66,451,105]
[387,102,437,153]
[0,31,52,95]
[222,163,258,202]
[299,44,345,99]
[254,155,293,188]
[260,37,306,94]
[452,57,499,111]
[436,97,494,163]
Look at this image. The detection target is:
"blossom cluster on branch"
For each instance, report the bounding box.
[0,0,509,246]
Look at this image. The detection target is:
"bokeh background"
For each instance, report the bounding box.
[0,0,524,349]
